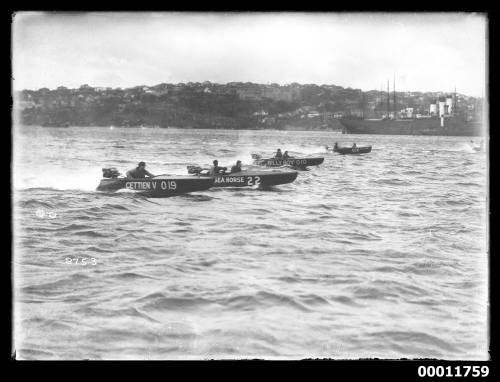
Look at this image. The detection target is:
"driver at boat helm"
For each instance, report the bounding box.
[210,160,227,175]
[230,160,242,173]
[275,149,283,158]
[126,162,155,179]
[282,151,290,159]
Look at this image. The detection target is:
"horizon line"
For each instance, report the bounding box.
[12,81,482,98]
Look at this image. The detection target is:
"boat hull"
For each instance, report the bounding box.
[340,117,483,136]
[209,170,298,187]
[333,146,372,154]
[96,176,214,196]
[253,157,324,168]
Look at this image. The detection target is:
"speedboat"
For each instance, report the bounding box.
[96,168,214,196]
[251,154,324,169]
[471,141,484,152]
[326,145,372,154]
[187,166,298,187]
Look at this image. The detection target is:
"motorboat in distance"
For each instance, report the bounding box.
[187,166,298,187]
[471,141,485,152]
[251,154,324,169]
[326,145,372,155]
[96,168,214,196]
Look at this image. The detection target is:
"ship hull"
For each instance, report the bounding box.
[340,117,483,136]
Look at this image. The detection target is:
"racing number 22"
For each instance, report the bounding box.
[247,176,261,186]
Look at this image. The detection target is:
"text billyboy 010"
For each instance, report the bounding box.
[266,159,307,166]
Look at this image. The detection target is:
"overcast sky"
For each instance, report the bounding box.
[12,12,487,97]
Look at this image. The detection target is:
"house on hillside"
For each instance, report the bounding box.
[253,109,268,116]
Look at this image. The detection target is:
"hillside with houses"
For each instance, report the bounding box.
[15,82,483,130]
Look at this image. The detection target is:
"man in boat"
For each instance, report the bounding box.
[230,160,242,173]
[126,161,155,179]
[352,143,357,149]
[274,149,283,158]
[210,160,227,175]
[282,151,290,159]
[334,142,339,150]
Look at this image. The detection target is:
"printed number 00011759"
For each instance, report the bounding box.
[417,366,489,378]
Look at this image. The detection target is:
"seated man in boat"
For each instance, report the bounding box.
[352,143,357,149]
[230,160,242,173]
[274,149,283,158]
[126,161,155,179]
[210,160,227,175]
[282,151,290,159]
[334,142,339,150]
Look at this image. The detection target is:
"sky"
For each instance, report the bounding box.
[12,12,487,97]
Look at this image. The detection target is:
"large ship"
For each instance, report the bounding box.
[340,81,484,136]
[339,115,482,136]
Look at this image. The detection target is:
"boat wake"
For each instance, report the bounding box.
[459,142,484,153]
[14,167,103,191]
[281,145,326,156]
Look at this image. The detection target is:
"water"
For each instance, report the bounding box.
[13,126,489,360]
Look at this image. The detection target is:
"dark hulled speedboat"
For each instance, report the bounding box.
[96,168,214,196]
[327,145,372,155]
[187,166,298,187]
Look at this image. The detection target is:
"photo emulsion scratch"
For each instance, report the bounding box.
[12,12,488,361]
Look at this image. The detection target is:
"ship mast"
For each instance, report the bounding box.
[361,90,365,119]
[453,86,457,114]
[393,73,396,118]
[386,80,390,118]
[380,84,383,118]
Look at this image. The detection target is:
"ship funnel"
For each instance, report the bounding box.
[438,97,446,117]
[445,96,453,114]
[430,103,437,116]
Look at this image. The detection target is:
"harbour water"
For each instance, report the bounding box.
[13,126,489,360]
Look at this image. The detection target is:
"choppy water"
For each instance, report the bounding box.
[13,126,488,360]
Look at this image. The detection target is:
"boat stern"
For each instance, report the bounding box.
[96,178,126,192]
